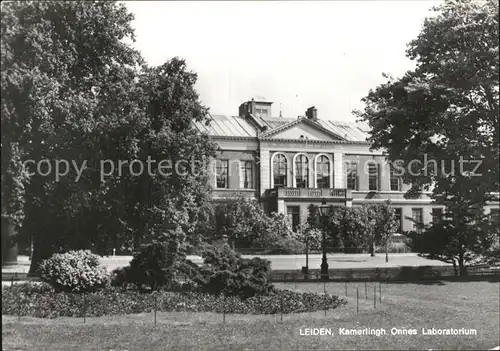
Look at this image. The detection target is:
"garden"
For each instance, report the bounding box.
[1,244,347,319]
[3,280,499,350]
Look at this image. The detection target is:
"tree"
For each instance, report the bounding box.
[212,197,303,253]
[407,205,498,276]
[307,203,398,255]
[370,201,399,261]
[1,1,217,273]
[2,0,142,266]
[213,197,271,249]
[355,0,499,273]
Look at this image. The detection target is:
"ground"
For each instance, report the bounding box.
[3,281,498,350]
[2,253,451,275]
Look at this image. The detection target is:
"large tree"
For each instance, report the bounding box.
[1,1,216,272]
[355,0,499,273]
[2,0,142,265]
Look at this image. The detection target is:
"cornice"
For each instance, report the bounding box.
[258,117,347,141]
[259,138,371,145]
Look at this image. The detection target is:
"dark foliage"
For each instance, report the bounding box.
[2,283,347,318]
[192,244,274,299]
[111,240,183,291]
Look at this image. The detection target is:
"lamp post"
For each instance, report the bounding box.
[369,218,376,257]
[385,229,389,262]
[318,199,331,281]
[300,134,310,280]
[303,229,309,280]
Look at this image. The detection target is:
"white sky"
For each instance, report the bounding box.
[123,1,443,121]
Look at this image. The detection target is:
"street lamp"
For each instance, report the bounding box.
[302,229,310,280]
[369,218,376,257]
[318,198,332,281]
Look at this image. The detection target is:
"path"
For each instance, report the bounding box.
[2,253,451,275]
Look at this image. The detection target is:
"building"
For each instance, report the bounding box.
[194,97,499,232]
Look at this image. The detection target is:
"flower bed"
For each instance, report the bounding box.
[2,283,347,318]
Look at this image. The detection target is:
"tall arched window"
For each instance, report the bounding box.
[295,155,309,188]
[273,154,287,187]
[316,155,330,188]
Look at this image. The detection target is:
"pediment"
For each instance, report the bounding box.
[260,118,344,141]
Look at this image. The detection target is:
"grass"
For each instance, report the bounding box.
[2,281,499,350]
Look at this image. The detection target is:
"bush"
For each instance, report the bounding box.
[1,283,347,318]
[38,250,109,293]
[113,243,273,298]
[263,238,306,254]
[296,227,322,251]
[213,197,297,250]
[193,244,274,299]
[113,239,186,291]
[375,240,412,253]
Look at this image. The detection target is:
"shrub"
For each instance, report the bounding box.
[263,238,306,254]
[375,240,412,253]
[112,240,187,292]
[113,242,273,298]
[110,266,132,289]
[213,197,297,250]
[38,250,109,293]
[1,283,347,318]
[296,227,322,251]
[193,244,274,299]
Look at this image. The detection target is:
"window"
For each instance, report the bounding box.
[346,162,358,190]
[412,208,423,232]
[273,154,287,187]
[390,166,402,191]
[432,208,443,224]
[295,155,309,188]
[240,161,253,189]
[316,155,330,188]
[215,160,228,189]
[256,108,268,116]
[287,206,300,232]
[368,163,379,191]
[394,208,402,232]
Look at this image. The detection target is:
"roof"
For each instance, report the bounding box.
[193,114,257,138]
[250,95,273,103]
[261,117,296,130]
[195,114,370,142]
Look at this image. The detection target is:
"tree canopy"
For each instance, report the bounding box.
[355,0,498,202]
[1,1,217,272]
[355,0,499,273]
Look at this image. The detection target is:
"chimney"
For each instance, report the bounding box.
[250,98,256,115]
[305,106,318,121]
[238,102,248,117]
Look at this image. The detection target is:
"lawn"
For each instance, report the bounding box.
[2,281,499,350]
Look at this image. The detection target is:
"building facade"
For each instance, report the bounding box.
[194,97,499,232]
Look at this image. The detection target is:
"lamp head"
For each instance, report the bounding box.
[318,198,328,217]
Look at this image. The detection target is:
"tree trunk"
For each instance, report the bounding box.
[452,258,458,276]
[28,237,55,276]
[458,253,467,277]
[370,239,375,257]
[1,216,18,266]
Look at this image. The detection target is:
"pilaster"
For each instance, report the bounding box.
[333,152,344,188]
[277,199,285,214]
[260,147,270,196]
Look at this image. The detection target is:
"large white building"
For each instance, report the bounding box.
[195,97,499,232]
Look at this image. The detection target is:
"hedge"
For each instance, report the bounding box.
[2,283,347,318]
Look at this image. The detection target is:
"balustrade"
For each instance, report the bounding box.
[275,187,349,199]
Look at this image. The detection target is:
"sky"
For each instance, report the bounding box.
[123,1,443,122]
